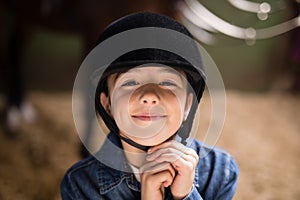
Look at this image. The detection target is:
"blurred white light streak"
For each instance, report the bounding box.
[185,0,251,39]
[227,0,270,14]
[256,15,300,39]
[181,0,300,41]
[179,1,217,32]
[180,16,216,45]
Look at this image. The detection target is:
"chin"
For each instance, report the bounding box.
[132,135,174,147]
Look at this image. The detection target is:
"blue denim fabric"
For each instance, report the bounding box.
[61,133,239,200]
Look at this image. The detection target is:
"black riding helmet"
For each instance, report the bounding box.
[94,12,206,151]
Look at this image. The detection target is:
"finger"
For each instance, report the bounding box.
[148,140,198,161]
[152,153,197,173]
[140,162,176,179]
[147,146,180,161]
[147,146,198,165]
[183,148,199,161]
[140,160,159,172]
[140,161,176,177]
[148,140,185,154]
[144,169,174,188]
[156,153,198,168]
[141,164,175,188]
[140,160,174,174]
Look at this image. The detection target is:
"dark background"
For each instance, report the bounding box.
[0,0,298,92]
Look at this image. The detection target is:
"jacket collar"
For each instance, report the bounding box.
[95,132,141,194]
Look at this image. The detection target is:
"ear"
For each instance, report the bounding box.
[100,92,112,116]
[183,93,193,121]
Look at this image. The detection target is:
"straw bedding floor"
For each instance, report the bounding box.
[0,90,299,200]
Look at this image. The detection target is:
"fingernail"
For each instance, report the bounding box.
[147,148,152,154]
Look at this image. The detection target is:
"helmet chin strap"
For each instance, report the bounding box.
[118,134,150,152]
[118,132,185,152]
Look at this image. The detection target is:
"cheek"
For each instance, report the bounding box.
[168,91,187,115]
[110,90,131,119]
[167,100,183,124]
[164,92,187,126]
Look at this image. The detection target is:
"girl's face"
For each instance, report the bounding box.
[101,66,193,146]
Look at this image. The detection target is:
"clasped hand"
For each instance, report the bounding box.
[140,140,199,200]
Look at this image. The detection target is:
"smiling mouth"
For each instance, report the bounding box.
[132,114,167,121]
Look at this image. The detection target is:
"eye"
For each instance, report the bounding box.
[121,80,140,87]
[159,81,177,87]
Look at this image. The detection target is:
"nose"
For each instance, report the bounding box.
[141,94,159,105]
[139,84,160,105]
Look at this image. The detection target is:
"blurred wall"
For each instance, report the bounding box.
[0,0,298,92]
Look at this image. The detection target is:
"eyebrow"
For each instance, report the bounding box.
[158,68,186,82]
[112,67,186,84]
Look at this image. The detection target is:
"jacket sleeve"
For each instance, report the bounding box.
[182,184,204,200]
[60,174,83,200]
[184,157,239,200]
[184,152,239,200]
[60,174,80,200]
[215,157,239,200]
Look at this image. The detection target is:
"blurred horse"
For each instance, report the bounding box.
[0,0,178,156]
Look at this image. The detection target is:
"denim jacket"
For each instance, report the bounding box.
[61,132,239,200]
